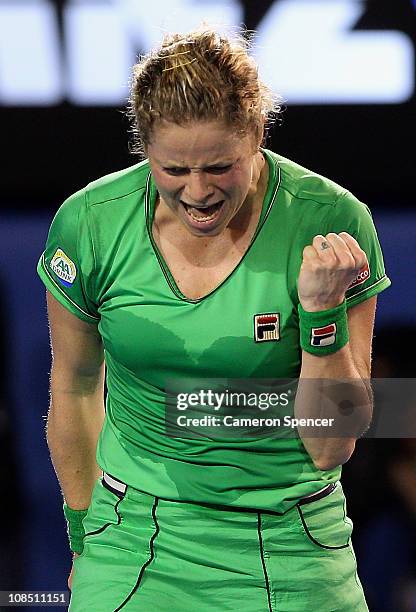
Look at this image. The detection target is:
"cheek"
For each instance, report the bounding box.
[223,167,252,197]
[152,170,178,197]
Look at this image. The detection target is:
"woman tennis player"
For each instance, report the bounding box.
[38,27,390,611]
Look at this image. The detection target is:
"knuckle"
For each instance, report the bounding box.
[338,256,355,270]
[324,252,337,265]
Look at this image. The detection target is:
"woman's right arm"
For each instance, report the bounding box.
[46,290,105,510]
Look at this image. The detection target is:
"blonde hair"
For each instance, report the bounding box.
[127,27,281,156]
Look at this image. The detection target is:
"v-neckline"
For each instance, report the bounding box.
[145,149,281,303]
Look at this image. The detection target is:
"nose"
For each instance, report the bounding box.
[182,171,215,204]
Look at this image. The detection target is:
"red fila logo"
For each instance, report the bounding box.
[254,313,280,343]
[311,323,337,347]
[348,262,370,289]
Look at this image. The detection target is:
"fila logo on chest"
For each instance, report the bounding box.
[254,313,280,343]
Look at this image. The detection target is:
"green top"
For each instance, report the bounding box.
[37,149,390,512]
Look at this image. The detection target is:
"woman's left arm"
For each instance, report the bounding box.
[297,297,376,471]
[295,231,377,471]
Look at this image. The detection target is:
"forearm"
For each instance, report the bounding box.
[47,365,105,510]
[296,343,372,470]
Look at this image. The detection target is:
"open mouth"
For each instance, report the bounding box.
[181,201,224,224]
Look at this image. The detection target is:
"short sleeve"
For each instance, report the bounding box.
[37,189,100,323]
[328,191,391,308]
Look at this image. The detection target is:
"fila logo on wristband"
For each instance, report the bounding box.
[254,313,280,342]
[311,323,337,347]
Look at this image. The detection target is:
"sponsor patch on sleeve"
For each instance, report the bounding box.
[348,262,370,290]
[50,248,77,287]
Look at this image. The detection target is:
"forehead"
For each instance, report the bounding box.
[147,120,251,165]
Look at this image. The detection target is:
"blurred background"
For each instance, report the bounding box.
[1,0,415,610]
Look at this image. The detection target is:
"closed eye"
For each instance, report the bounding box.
[206,165,233,175]
[163,167,188,176]
[163,165,233,176]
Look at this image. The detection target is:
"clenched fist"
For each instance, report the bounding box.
[298,232,368,312]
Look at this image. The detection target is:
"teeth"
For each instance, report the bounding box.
[182,201,223,223]
[188,209,217,222]
[182,203,219,209]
